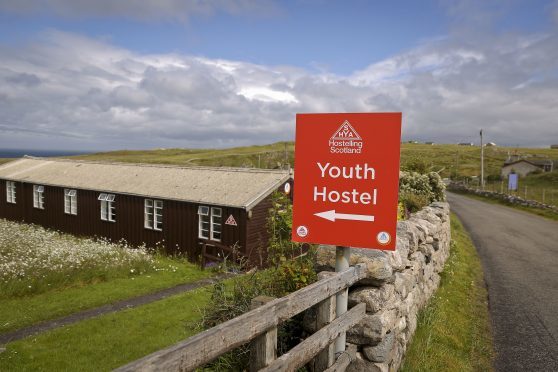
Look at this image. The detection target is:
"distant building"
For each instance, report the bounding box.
[458,142,474,146]
[0,157,293,267]
[425,142,435,145]
[551,144,558,149]
[407,140,419,144]
[501,158,554,178]
[485,142,497,147]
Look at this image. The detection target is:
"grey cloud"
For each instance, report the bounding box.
[0,29,557,151]
[5,72,42,86]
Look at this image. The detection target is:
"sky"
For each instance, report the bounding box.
[0,0,557,151]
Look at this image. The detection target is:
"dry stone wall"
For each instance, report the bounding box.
[310,201,451,371]
[449,183,558,213]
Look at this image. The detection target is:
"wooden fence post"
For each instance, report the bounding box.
[313,272,336,371]
[250,296,277,371]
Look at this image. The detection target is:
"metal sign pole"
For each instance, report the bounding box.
[334,245,351,357]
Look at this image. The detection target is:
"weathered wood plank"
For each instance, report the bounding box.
[323,349,354,372]
[261,303,365,372]
[250,296,277,371]
[114,264,366,372]
[312,272,336,371]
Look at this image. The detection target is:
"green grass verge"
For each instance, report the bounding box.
[0,287,211,371]
[450,189,558,222]
[0,257,211,334]
[401,214,494,372]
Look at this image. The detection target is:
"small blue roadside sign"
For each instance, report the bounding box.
[508,173,518,191]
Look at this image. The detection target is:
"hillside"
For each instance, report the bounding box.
[71,143,557,179]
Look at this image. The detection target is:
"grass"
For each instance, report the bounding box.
[0,256,211,334]
[482,171,558,206]
[0,218,159,298]
[70,141,294,169]
[0,286,212,371]
[449,190,558,222]
[0,218,211,333]
[68,142,558,179]
[401,214,493,372]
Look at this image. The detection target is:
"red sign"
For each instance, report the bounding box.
[291,113,401,250]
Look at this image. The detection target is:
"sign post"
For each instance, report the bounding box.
[292,113,402,359]
[334,245,350,356]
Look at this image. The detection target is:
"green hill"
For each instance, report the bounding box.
[71,142,557,180]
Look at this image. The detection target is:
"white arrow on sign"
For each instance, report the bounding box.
[314,210,375,222]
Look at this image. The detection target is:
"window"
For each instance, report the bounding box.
[98,193,116,222]
[33,185,45,209]
[198,206,222,241]
[144,199,163,231]
[64,189,77,215]
[6,181,16,204]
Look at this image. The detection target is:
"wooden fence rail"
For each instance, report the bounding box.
[115,263,367,372]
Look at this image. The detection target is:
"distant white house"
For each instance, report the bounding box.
[485,142,497,147]
[501,158,554,178]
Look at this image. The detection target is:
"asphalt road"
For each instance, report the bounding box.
[447,192,558,371]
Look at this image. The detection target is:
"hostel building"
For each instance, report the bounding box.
[0,157,292,266]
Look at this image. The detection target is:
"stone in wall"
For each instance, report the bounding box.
[312,201,451,371]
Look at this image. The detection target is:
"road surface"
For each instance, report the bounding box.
[447,192,558,371]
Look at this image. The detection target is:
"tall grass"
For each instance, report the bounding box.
[0,219,159,298]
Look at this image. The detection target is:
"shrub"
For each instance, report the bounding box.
[399,171,446,214]
[199,191,316,370]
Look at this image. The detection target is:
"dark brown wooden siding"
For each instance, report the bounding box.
[0,179,246,262]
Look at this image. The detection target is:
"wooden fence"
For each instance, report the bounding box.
[115,263,368,372]
[199,239,241,269]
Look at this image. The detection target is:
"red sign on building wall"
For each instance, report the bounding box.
[291,113,402,250]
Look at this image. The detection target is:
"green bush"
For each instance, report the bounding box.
[399,171,446,214]
[199,191,316,370]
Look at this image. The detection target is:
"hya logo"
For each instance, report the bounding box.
[329,120,363,154]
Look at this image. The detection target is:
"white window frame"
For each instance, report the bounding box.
[144,199,163,231]
[211,207,222,241]
[98,193,116,222]
[6,181,16,204]
[64,189,77,215]
[198,206,222,241]
[33,185,45,209]
[198,206,210,239]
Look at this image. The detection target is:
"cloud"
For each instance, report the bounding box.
[0,28,557,151]
[0,0,278,21]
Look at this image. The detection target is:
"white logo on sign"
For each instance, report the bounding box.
[329,120,363,154]
[376,231,391,245]
[225,214,238,226]
[296,225,308,237]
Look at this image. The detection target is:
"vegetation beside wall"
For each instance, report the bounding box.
[399,171,446,214]
[199,191,316,371]
[401,214,494,372]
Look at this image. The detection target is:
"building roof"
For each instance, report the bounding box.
[0,157,291,210]
[502,159,553,168]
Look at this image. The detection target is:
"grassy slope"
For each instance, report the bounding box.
[70,143,558,179]
[401,214,493,372]
[71,142,295,169]
[0,257,211,334]
[0,287,211,371]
